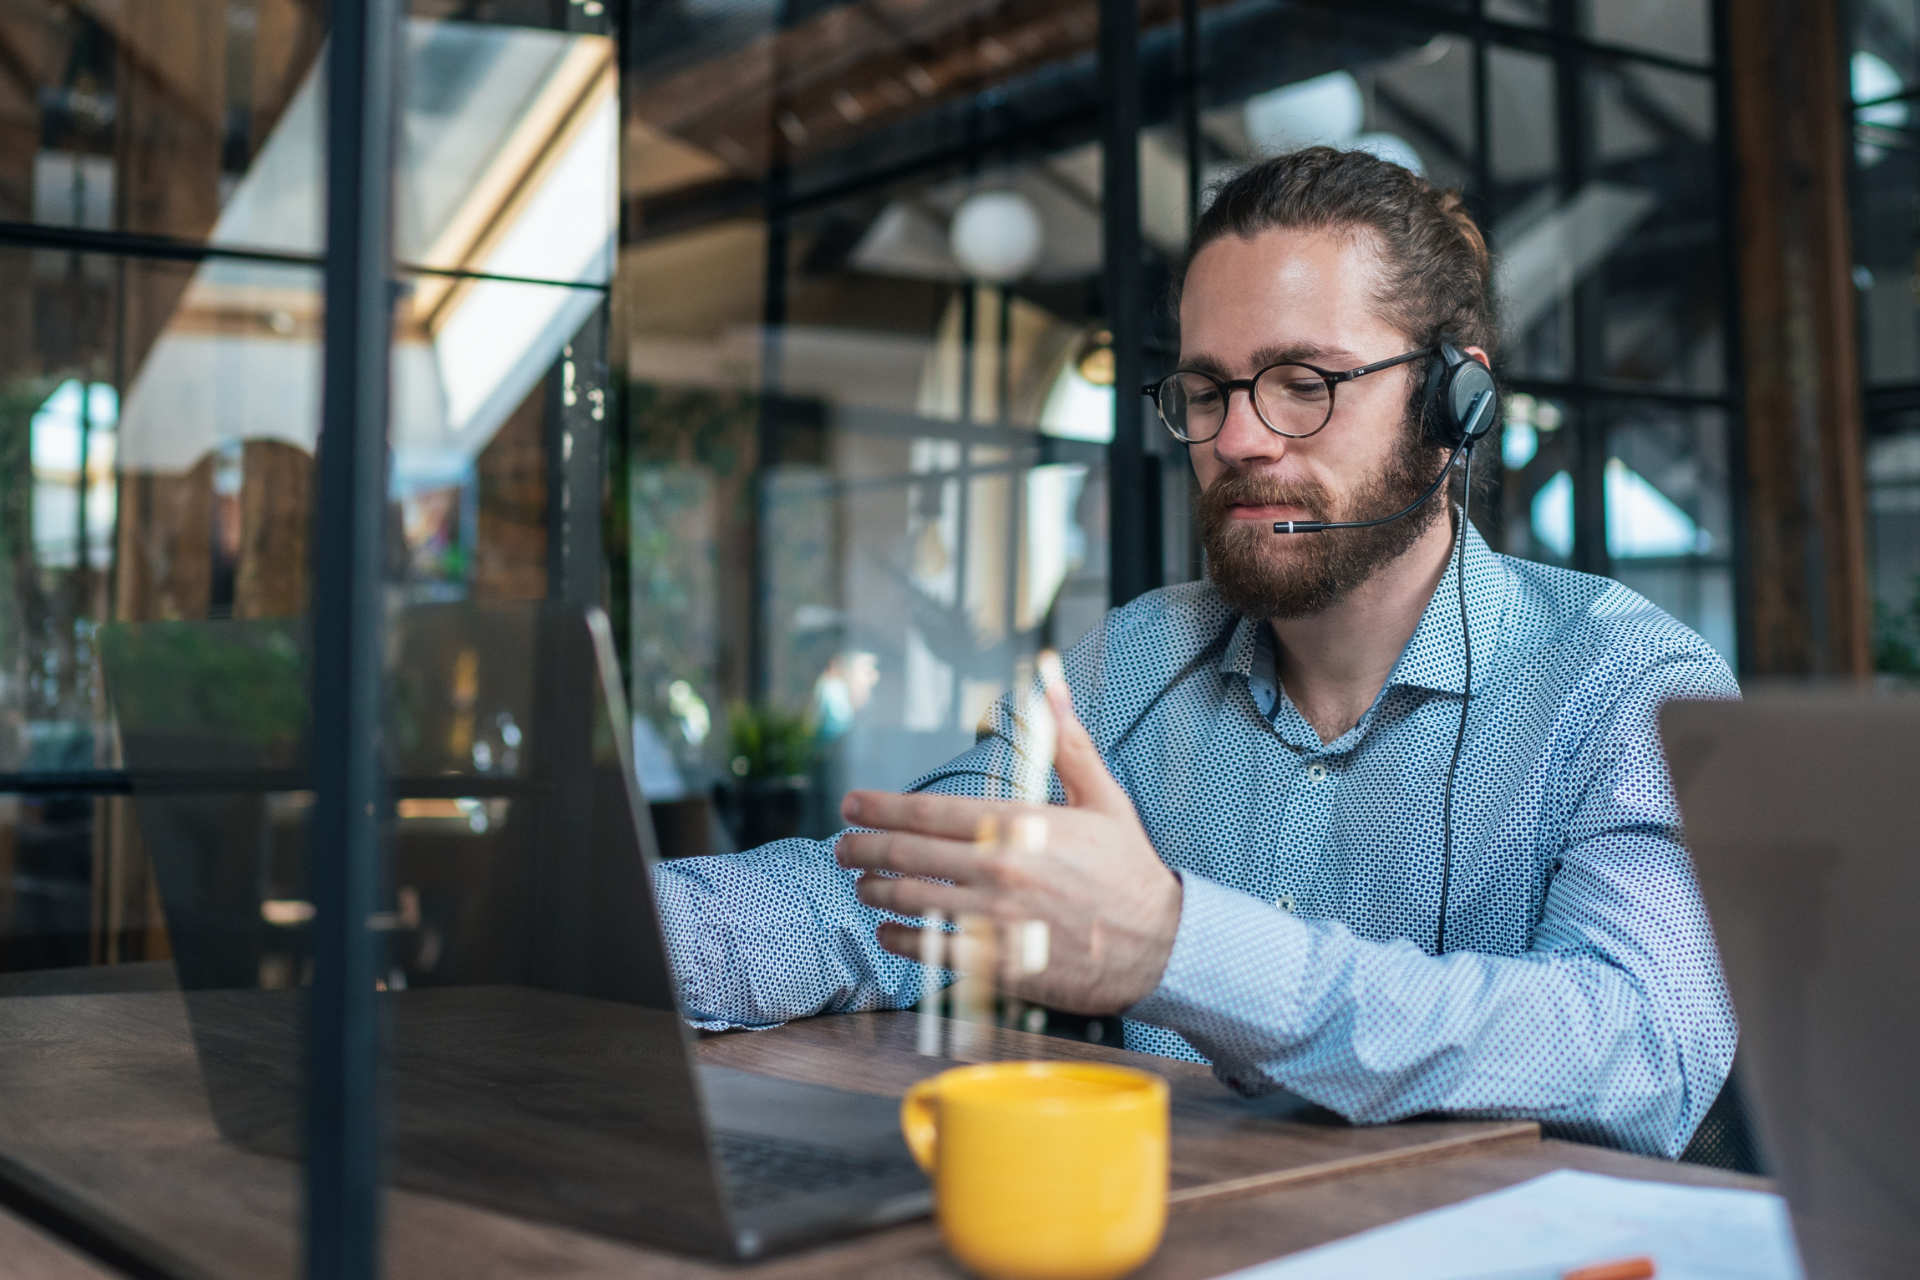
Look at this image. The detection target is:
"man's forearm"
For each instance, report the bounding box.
[1125,873,1733,1158]
[650,834,937,1028]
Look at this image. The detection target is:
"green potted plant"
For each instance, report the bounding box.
[715,701,822,849]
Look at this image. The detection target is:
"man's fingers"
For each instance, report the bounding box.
[1038,650,1126,811]
[835,830,981,882]
[842,788,1005,841]
[854,870,985,920]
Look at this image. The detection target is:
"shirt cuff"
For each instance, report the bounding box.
[1124,872,1315,1064]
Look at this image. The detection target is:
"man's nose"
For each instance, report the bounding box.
[1211,386,1288,469]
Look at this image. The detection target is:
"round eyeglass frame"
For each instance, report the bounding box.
[1140,345,1435,444]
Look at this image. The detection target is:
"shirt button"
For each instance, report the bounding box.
[1274,893,1296,913]
[1305,763,1329,783]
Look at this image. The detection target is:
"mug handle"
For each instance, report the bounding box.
[899,1080,939,1174]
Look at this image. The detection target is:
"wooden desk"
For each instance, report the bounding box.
[0,983,1762,1279]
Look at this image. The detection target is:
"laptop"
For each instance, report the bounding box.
[1663,691,1920,1280]
[100,602,931,1260]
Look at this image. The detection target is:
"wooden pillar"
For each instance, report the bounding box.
[236,441,315,618]
[1726,0,1872,676]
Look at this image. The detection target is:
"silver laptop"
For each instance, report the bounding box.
[1664,691,1920,1280]
[101,602,930,1260]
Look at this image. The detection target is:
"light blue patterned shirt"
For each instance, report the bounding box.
[652,527,1739,1158]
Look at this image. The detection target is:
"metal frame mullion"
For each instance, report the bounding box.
[307,0,401,1274]
[1100,0,1156,607]
[1471,0,1509,549]
[1710,0,1753,673]
[1549,0,1609,578]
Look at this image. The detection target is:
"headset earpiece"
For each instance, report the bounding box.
[1422,342,1500,449]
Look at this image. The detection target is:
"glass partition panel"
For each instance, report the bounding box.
[620,1,1118,853]
[0,248,325,1277]
[72,601,720,1271]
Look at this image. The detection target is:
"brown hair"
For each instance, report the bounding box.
[1175,146,1499,366]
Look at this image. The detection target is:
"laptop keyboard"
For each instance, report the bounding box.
[712,1130,922,1210]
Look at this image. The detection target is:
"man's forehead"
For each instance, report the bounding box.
[1176,223,1396,367]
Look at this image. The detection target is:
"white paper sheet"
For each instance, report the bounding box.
[1216,1169,1804,1280]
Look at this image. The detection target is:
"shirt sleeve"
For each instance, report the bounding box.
[1125,650,1740,1159]
[649,646,1080,1031]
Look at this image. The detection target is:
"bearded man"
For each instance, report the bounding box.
[651,148,1738,1160]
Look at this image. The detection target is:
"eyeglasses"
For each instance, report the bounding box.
[1140,346,1434,444]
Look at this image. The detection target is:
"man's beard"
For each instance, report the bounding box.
[1199,429,1449,621]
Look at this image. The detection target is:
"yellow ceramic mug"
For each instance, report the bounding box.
[900,1061,1169,1280]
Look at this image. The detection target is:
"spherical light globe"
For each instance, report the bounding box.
[1242,71,1364,154]
[949,190,1044,282]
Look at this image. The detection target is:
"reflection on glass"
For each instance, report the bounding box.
[1581,0,1709,66]
[201,20,615,276]
[1853,0,1920,88]
[1852,95,1920,384]
[54,604,731,1272]
[1585,63,1723,394]
[1498,394,1575,567]
[1195,14,1476,197]
[620,1,1117,848]
[0,7,614,275]
[1867,411,1920,676]
[1604,405,1734,663]
[1487,47,1569,382]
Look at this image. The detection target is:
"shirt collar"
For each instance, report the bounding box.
[1214,521,1513,698]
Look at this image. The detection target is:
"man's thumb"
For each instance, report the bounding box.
[1038,651,1124,811]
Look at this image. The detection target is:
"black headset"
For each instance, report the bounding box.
[1268,341,1497,537]
[1420,341,1501,451]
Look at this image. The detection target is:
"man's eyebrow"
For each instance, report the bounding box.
[1174,343,1361,377]
[1248,342,1359,368]
[1175,352,1233,378]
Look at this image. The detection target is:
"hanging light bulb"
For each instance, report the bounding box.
[1241,71,1364,154]
[949,190,1044,282]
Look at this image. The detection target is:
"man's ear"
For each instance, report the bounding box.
[1463,344,1492,370]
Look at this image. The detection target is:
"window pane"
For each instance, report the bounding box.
[1582,0,1710,66]
[1584,62,1724,393]
[1488,46,1569,382]
[1486,0,1549,25]
[1194,9,1477,198]
[1494,393,1577,568]
[1853,107,1920,386]
[0,3,613,277]
[1604,403,1736,666]
[1867,408,1920,676]
[1853,0,1920,93]
[0,2,323,252]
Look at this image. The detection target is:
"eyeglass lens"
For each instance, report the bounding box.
[1156,366,1333,442]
